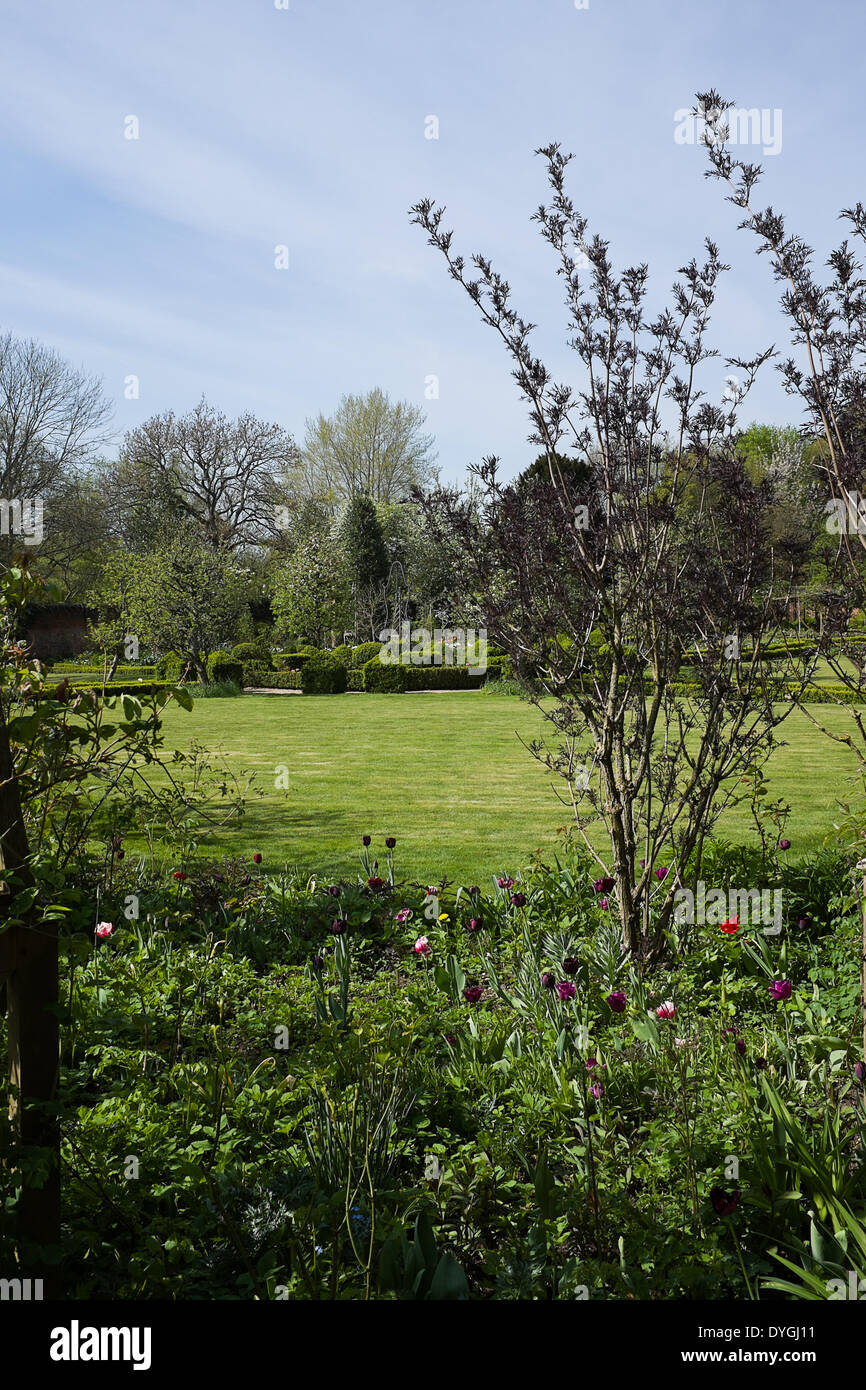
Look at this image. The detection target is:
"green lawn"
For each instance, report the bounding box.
[150,692,861,884]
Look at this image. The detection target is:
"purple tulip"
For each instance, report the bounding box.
[541,971,556,990]
[556,981,577,1001]
[510,892,527,908]
[593,877,615,893]
[385,837,396,849]
[590,1082,603,1100]
[770,979,792,1002]
[778,839,791,851]
[330,918,348,935]
[855,1061,866,1082]
[655,866,669,881]
[362,835,371,846]
[735,1038,746,1056]
[463,985,483,1004]
[606,991,627,1013]
[562,956,580,975]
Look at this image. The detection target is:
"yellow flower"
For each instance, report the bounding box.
[438,912,449,922]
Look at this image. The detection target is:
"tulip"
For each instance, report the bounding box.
[562,957,580,976]
[95,922,114,939]
[362,835,371,846]
[312,954,324,972]
[556,981,577,1001]
[466,917,482,932]
[395,908,412,923]
[330,919,348,935]
[778,839,791,851]
[720,918,740,934]
[735,1038,746,1055]
[656,1000,676,1019]
[769,979,792,1002]
[855,1061,866,1082]
[655,866,669,881]
[606,991,627,1013]
[414,936,431,956]
[252,852,262,864]
[590,1082,604,1099]
[593,877,615,893]
[541,971,556,990]
[385,837,396,849]
[463,985,483,1003]
[710,1187,741,1216]
[367,877,385,890]
[510,892,527,908]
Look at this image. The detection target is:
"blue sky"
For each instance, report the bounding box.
[0,0,863,482]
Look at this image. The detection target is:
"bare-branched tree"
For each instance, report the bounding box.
[411,145,814,959]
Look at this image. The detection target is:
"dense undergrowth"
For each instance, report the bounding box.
[2,837,864,1301]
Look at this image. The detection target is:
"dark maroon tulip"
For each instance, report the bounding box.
[385,837,396,849]
[466,917,482,932]
[253,852,262,864]
[328,885,340,897]
[855,1061,866,1082]
[312,954,324,972]
[510,892,526,908]
[562,957,580,976]
[796,915,812,930]
[330,918,348,935]
[778,839,791,851]
[710,1187,741,1216]
[469,885,480,896]
[362,835,371,846]
[593,877,615,893]
[367,876,385,890]
[556,981,577,1001]
[606,991,627,1013]
[463,985,483,1003]
[770,979,792,1002]
[173,871,186,881]
[116,849,125,860]
[735,1038,746,1055]
[541,971,556,990]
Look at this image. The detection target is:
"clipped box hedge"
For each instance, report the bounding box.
[243,667,302,689]
[362,658,489,692]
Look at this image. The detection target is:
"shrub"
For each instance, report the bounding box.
[300,653,348,695]
[403,665,487,691]
[33,680,170,699]
[155,651,185,679]
[346,669,364,691]
[480,677,522,695]
[231,641,273,669]
[331,644,352,668]
[186,681,242,698]
[299,644,320,656]
[485,655,513,680]
[362,657,408,692]
[351,641,383,668]
[272,652,315,671]
[243,668,302,690]
[207,652,244,684]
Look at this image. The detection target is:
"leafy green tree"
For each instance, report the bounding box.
[106,527,249,680]
[300,388,436,507]
[271,526,350,646]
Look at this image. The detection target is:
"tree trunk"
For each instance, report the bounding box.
[0,699,61,1295]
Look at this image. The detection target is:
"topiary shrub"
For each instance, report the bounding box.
[244,667,302,689]
[231,641,273,668]
[273,652,315,671]
[300,653,348,695]
[362,657,407,692]
[331,644,352,668]
[346,669,365,691]
[351,641,382,669]
[207,652,243,684]
[156,650,185,679]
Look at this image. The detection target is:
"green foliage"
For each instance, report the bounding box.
[350,641,382,668]
[362,657,407,692]
[207,653,244,685]
[300,653,348,695]
[244,668,302,689]
[231,642,273,668]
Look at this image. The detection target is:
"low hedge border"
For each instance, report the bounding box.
[244,668,302,689]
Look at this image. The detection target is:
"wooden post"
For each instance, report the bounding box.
[0,699,60,1296]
